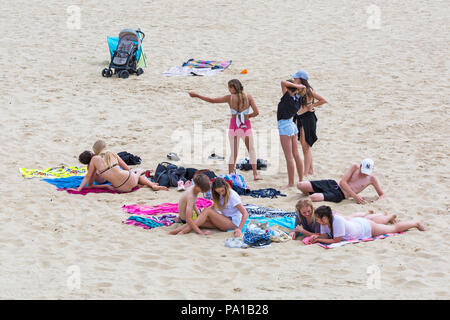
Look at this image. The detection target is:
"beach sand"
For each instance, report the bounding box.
[0,0,449,299]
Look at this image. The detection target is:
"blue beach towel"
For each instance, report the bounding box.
[42,176,111,189]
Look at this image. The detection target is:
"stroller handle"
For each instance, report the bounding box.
[136,28,145,42]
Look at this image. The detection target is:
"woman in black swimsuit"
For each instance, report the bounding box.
[76,150,168,192]
[291,70,327,176]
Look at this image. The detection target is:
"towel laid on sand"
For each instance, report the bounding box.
[62,187,139,195]
[242,216,296,233]
[244,204,296,218]
[122,198,213,216]
[122,198,213,230]
[163,59,232,76]
[20,166,87,179]
[43,176,139,195]
[302,232,404,249]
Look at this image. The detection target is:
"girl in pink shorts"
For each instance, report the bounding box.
[189,79,262,180]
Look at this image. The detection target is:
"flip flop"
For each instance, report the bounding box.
[208,153,224,160]
[167,153,180,161]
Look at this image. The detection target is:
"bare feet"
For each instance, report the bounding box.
[417,221,426,231]
[253,176,263,181]
[282,184,294,190]
[152,185,168,191]
[388,214,397,224]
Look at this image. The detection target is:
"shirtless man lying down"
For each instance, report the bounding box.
[297,158,385,204]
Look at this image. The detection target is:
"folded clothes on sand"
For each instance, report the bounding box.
[20,166,87,179]
[243,204,296,218]
[302,232,404,249]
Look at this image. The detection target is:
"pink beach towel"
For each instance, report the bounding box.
[122,198,213,230]
[302,232,404,249]
[59,186,140,195]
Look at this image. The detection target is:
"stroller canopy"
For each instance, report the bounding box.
[107,28,146,66]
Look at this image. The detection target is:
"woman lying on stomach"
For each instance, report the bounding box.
[308,205,425,244]
[76,150,168,192]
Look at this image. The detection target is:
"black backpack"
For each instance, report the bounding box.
[154,162,178,187]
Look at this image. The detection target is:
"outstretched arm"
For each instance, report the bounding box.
[280,80,305,95]
[234,204,249,237]
[247,94,259,118]
[370,175,385,201]
[77,162,96,192]
[188,92,230,104]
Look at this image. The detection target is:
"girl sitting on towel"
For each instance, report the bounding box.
[174,177,249,237]
[307,206,426,244]
[75,150,168,192]
[188,79,262,181]
[290,199,321,239]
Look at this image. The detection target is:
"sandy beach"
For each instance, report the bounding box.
[0,0,449,299]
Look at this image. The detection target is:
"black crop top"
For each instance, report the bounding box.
[277,91,301,121]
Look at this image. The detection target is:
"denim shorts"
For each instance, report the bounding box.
[278,119,298,136]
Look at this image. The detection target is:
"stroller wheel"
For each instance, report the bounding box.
[118,70,129,79]
[136,68,144,76]
[101,68,109,77]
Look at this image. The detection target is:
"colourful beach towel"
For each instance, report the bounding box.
[163,59,232,76]
[122,198,213,230]
[242,216,296,233]
[20,166,87,179]
[122,198,213,216]
[124,214,178,229]
[302,232,404,249]
[61,186,140,195]
[182,59,232,69]
[43,176,91,189]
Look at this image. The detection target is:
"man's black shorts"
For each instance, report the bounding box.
[310,179,346,203]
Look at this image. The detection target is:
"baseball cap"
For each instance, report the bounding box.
[291,70,309,80]
[361,158,374,175]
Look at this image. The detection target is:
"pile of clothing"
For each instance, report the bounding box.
[151,161,217,188]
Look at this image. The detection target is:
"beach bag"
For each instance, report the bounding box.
[154,162,177,187]
[243,220,271,247]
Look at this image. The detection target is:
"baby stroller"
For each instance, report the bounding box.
[102,28,146,79]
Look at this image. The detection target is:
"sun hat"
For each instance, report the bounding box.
[291,69,309,80]
[361,158,374,175]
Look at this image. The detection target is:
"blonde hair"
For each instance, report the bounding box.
[211,177,231,211]
[295,199,315,222]
[102,151,116,168]
[93,140,106,155]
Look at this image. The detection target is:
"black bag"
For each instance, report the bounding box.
[185,168,198,180]
[168,166,187,187]
[154,162,177,187]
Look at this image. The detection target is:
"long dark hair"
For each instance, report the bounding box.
[299,78,314,107]
[314,205,333,238]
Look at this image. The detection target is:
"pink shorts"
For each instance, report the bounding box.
[228,118,253,138]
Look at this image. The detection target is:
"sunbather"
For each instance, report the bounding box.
[307,205,425,245]
[297,158,385,204]
[76,150,167,192]
[290,199,321,239]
